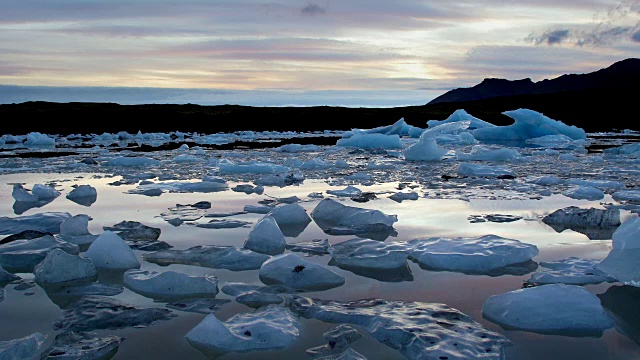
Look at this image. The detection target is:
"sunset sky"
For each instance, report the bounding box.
[1,0,639,106]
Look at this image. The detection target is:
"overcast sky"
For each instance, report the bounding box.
[1,0,639,106]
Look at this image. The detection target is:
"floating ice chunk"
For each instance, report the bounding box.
[307,324,364,359]
[185,305,299,355]
[329,238,409,270]
[611,217,640,250]
[337,133,403,150]
[302,158,333,169]
[197,219,251,229]
[388,191,419,202]
[596,249,640,286]
[482,284,614,336]
[456,146,521,161]
[31,184,61,199]
[0,333,48,360]
[0,211,71,235]
[457,163,515,178]
[407,234,538,274]
[311,199,398,235]
[66,185,97,206]
[567,178,625,191]
[24,132,55,146]
[527,257,615,285]
[34,248,97,285]
[275,144,322,152]
[286,239,330,255]
[11,183,39,202]
[0,235,79,272]
[53,295,172,331]
[542,206,620,240]
[526,175,563,186]
[427,109,496,130]
[219,161,290,174]
[40,331,123,360]
[236,291,284,308]
[59,214,92,237]
[289,295,511,360]
[166,298,231,314]
[144,245,270,271]
[259,253,345,291]
[107,156,161,167]
[265,203,311,227]
[326,185,362,197]
[244,216,286,256]
[563,186,604,201]
[232,184,264,194]
[243,205,275,214]
[403,131,448,161]
[84,231,140,270]
[472,109,586,141]
[124,269,219,299]
[254,172,305,187]
[612,190,640,202]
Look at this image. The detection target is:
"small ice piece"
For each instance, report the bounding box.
[611,217,640,250]
[60,214,91,237]
[123,269,219,299]
[66,185,97,206]
[0,332,48,360]
[0,235,79,272]
[336,132,403,150]
[232,184,264,194]
[527,257,616,285]
[259,253,345,291]
[472,108,586,141]
[326,185,362,197]
[612,189,640,203]
[407,234,539,274]
[457,163,515,178]
[563,186,604,201]
[0,211,72,235]
[186,305,299,355]
[244,216,286,255]
[329,238,409,270]
[310,198,398,234]
[302,158,332,169]
[567,179,625,191]
[236,291,284,308]
[34,248,97,285]
[144,245,270,271]
[286,239,330,255]
[40,331,123,360]
[31,184,61,199]
[53,295,173,331]
[456,146,521,161]
[482,284,614,336]
[0,264,20,283]
[388,192,419,203]
[84,231,141,270]
[254,172,305,187]
[289,295,511,360]
[542,206,620,240]
[243,205,275,214]
[107,156,161,167]
[526,175,563,186]
[267,203,312,227]
[403,132,448,161]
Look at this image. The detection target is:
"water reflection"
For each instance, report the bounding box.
[599,285,640,345]
[327,260,414,282]
[13,199,55,215]
[413,259,539,277]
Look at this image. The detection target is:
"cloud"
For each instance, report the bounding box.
[301,3,326,16]
[632,30,640,41]
[527,0,640,46]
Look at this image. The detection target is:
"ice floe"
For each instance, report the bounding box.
[123,269,219,299]
[407,234,539,275]
[612,189,640,203]
[288,295,511,360]
[482,284,614,336]
[329,238,409,270]
[563,186,604,201]
[0,212,71,235]
[259,253,345,291]
[144,245,270,271]
[185,305,299,355]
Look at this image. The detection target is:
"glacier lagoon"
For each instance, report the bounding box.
[0,109,639,359]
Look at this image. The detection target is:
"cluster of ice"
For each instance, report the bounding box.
[218,161,290,174]
[12,183,60,202]
[24,132,56,146]
[244,216,286,255]
[123,269,219,299]
[107,156,161,167]
[185,305,300,355]
[40,331,123,360]
[288,295,511,360]
[259,253,345,291]
[482,284,614,336]
[0,234,79,272]
[407,235,539,275]
[84,231,140,270]
[144,245,270,271]
[0,333,48,360]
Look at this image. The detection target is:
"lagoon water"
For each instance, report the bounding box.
[0,124,639,359]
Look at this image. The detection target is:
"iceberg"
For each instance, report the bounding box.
[336,132,403,150]
[427,109,496,130]
[34,248,97,285]
[310,198,398,235]
[482,284,614,336]
[243,216,286,255]
[66,184,97,206]
[402,131,448,161]
[84,230,141,270]
[611,217,640,250]
[472,108,587,141]
[329,238,409,270]
[123,269,219,299]
[185,305,299,355]
[542,206,620,240]
[259,253,345,291]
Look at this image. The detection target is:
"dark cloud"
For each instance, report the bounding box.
[527,29,572,45]
[632,30,640,41]
[301,3,326,16]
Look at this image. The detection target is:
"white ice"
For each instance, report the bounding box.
[472,109,586,141]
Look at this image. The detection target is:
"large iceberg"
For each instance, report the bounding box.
[482,284,614,336]
[472,109,586,141]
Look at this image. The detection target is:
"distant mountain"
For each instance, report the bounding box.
[428,58,640,104]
